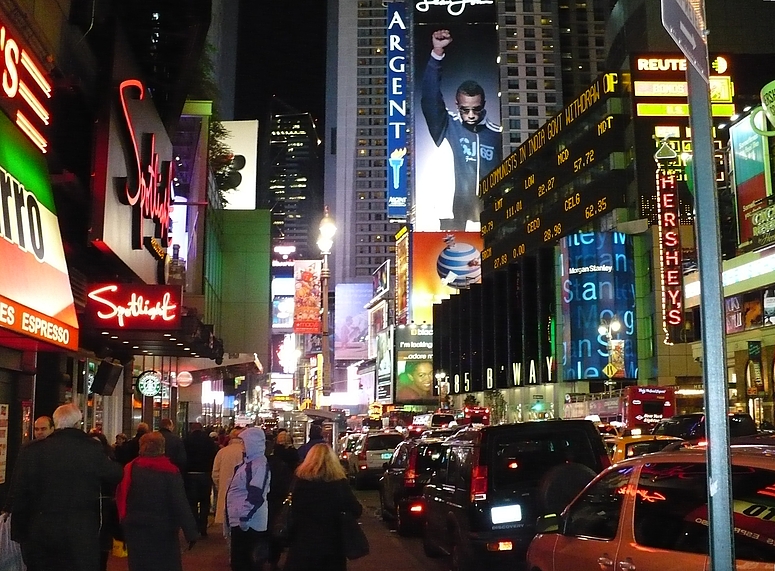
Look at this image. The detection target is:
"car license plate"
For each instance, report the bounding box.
[381,453,392,459]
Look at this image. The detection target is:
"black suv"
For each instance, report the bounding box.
[378,436,445,535]
[651,412,757,443]
[421,421,610,571]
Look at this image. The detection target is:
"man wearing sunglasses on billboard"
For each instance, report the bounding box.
[421,29,502,232]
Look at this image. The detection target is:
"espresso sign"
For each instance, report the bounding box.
[84,283,182,330]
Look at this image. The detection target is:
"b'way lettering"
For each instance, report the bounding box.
[0,166,45,261]
[117,79,173,250]
[511,356,554,386]
[87,284,178,327]
[415,0,494,16]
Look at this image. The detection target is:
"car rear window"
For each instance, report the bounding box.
[653,416,699,438]
[431,414,455,427]
[490,430,598,490]
[366,434,404,451]
[624,439,679,459]
[415,442,444,473]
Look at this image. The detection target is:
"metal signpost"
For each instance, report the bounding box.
[661,0,735,568]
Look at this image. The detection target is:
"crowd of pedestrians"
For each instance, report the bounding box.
[1,408,365,571]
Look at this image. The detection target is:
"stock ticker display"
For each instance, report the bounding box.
[479,73,631,274]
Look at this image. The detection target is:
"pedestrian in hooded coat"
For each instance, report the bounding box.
[212,428,245,533]
[226,427,271,571]
[116,431,199,571]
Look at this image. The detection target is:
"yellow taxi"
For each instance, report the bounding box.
[609,434,683,463]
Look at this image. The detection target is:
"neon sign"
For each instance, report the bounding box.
[387,4,407,219]
[616,484,667,503]
[657,172,683,344]
[0,22,51,153]
[85,284,181,330]
[117,80,173,250]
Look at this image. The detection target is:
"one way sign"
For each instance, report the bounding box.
[661,0,709,82]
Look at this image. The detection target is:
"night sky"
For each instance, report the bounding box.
[234,0,328,130]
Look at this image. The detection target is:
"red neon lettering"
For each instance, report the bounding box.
[667,289,683,305]
[118,80,173,249]
[664,248,680,265]
[662,211,677,227]
[664,230,680,248]
[667,308,683,325]
[616,484,667,503]
[87,284,178,327]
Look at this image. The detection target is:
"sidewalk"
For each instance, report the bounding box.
[107,530,231,571]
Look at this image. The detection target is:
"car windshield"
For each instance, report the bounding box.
[365,434,404,451]
[491,430,597,490]
[653,416,700,438]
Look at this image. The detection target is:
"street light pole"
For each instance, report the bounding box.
[598,316,621,398]
[317,207,337,403]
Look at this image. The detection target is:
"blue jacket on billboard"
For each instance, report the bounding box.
[421,51,502,231]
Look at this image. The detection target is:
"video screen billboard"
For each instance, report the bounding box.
[394,325,434,404]
[412,0,500,232]
[334,283,371,361]
[558,232,638,381]
[411,231,483,324]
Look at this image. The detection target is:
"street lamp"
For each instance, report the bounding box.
[317,207,336,400]
[598,316,621,397]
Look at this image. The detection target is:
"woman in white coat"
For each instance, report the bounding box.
[211,428,245,534]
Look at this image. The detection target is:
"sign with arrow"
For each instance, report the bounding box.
[661,0,709,82]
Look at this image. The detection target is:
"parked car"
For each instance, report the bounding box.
[609,434,684,463]
[349,430,405,489]
[421,420,610,571]
[378,436,445,535]
[527,446,775,571]
[338,433,363,471]
[651,412,757,443]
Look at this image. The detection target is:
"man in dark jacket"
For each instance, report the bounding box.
[184,422,219,536]
[8,404,123,571]
[115,422,149,465]
[296,423,325,462]
[159,418,187,473]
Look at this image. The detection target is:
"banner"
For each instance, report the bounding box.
[334,283,371,361]
[387,3,408,219]
[293,260,322,333]
[412,0,500,232]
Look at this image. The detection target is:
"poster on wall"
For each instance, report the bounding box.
[376,328,394,403]
[411,232,483,324]
[334,283,371,361]
[558,231,638,381]
[412,0,501,232]
[0,404,8,484]
[368,301,388,359]
[293,260,322,334]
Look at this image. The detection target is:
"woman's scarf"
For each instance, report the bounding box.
[115,456,179,521]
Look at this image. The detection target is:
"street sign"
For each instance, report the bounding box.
[661,0,709,82]
[603,363,618,378]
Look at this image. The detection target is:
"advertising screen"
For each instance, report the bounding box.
[412,0,500,232]
[558,231,638,381]
[334,283,371,361]
[411,231,483,324]
[220,120,259,210]
[395,229,409,325]
[730,112,772,244]
[394,325,434,404]
[376,328,393,403]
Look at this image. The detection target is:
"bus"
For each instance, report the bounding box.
[564,386,675,432]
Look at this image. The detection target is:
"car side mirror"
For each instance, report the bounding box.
[535,514,561,534]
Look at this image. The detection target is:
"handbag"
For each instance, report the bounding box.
[340,510,369,560]
[0,513,24,571]
[271,484,294,542]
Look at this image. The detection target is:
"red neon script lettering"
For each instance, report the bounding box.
[118,79,173,248]
[88,285,178,327]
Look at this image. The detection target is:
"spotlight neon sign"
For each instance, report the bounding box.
[657,172,684,344]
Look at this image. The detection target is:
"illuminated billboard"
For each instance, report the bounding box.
[558,232,638,381]
[334,283,371,361]
[395,228,409,325]
[376,327,393,403]
[412,0,500,232]
[293,260,321,334]
[221,120,259,210]
[387,3,408,219]
[394,325,434,404]
[730,111,772,245]
[411,231,483,324]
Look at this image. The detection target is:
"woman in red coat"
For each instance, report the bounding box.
[116,431,199,571]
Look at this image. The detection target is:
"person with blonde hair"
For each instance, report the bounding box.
[283,443,363,571]
[116,431,198,571]
[212,427,245,534]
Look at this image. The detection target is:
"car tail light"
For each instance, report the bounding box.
[486,541,513,552]
[404,447,418,487]
[409,503,423,513]
[470,445,487,502]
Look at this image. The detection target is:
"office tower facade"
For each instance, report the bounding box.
[325,0,616,283]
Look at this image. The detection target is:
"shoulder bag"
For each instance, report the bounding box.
[339,482,369,560]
